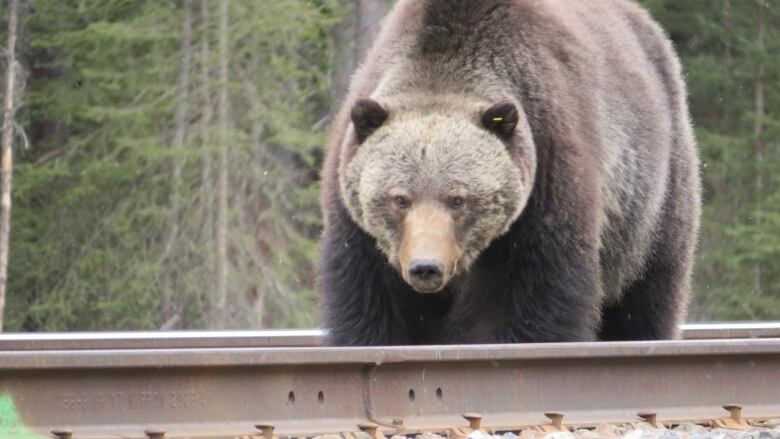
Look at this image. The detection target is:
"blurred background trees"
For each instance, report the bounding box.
[641,0,780,319]
[2,0,349,330]
[0,0,776,331]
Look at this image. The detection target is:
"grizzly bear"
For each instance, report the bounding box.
[317,0,701,345]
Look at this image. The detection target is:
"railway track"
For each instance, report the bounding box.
[0,323,779,439]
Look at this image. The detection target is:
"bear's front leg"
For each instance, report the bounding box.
[444,220,603,344]
[317,218,408,346]
[317,214,447,346]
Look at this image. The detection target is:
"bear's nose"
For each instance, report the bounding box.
[408,260,444,287]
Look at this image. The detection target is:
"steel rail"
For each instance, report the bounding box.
[679,321,780,339]
[1,322,779,351]
[1,338,780,439]
[0,329,324,351]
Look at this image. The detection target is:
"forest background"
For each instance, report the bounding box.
[0,0,777,331]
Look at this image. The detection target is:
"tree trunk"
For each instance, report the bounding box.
[242,48,265,328]
[159,0,193,319]
[214,0,230,328]
[330,0,390,115]
[0,0,19,331]
[330,0,358,115]
[199,0,214,245]
[722,0,733,63]
[170,0,193,248]
[355,0,390,65]
[752,0,766,296]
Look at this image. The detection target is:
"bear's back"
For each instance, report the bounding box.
[325,0,698,302]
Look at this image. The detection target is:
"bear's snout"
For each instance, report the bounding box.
[408,259,445,292]
[398,202,461,293]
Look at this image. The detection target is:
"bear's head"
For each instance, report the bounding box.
[339,96,536,293]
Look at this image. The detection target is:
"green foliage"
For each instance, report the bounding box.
[639,0,780,320]
[5,0,342,330]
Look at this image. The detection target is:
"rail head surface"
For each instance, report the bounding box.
[0,328,324,350]
[1,321,779,351]
[679,321,780,339]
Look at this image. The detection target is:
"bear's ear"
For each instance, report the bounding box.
[481,100,519,139]
[351,98,388,143]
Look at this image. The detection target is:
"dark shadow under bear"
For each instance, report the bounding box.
[317,0,701,345]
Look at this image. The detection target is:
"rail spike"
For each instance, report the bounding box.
[357,421,386,439]
[144,428,166,439]
[712,404,751,430]
[255,423,276,439]
[536,412,569,433]
[637,412,660,428]
[51,429,73,439]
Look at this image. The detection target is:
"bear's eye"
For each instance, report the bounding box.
[448,196,465,210]
[393,195,411,210]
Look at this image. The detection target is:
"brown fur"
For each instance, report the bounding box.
[398,202,461,292]
[318,0,701,345]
